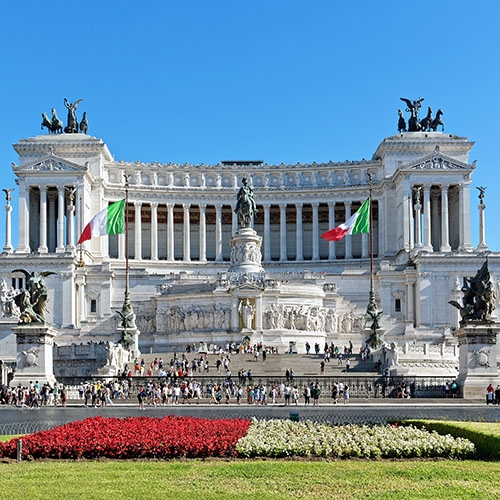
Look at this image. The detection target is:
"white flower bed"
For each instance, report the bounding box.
[236,419,475,459]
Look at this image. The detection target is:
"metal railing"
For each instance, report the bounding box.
[56,374,458,401]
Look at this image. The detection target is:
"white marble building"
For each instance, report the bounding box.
[0,130,497,371]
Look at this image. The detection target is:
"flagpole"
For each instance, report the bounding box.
[366,172,383,348]
[119,174,136,350]
[124,174,130,295]
[367,173,375,311]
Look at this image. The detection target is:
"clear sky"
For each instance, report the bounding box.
[0,1,499,250]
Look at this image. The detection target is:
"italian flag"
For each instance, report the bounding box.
[321,198,370,242]
[77,199,126,244]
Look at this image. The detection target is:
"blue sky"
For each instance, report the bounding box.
[0,1,499,249]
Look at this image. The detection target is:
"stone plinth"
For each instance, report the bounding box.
[10,324,57,387]
[228,228,264,273]
[454,322,499,399]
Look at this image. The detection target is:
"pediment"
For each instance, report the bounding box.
[403,147,474,172]
[14,153,87,173]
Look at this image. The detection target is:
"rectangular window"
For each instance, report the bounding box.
[90,299,97,314]
[395,298,401,313]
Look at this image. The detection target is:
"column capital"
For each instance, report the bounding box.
[199,203,207,210]
[134,200,143,208]
[310,201,319,208]
[150,201,159,209]
[295,201,303,209]
[183,203,191,211]
[166,202,175,210]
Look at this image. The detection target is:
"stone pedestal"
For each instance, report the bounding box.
[454,322,499,399]
[228,228,264,273]
[10,324,57,387]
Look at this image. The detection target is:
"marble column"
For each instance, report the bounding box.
[56,187,65,253]
[414,196,422,248]
[167,203,174,262]
[405,193,414,251]
[312,202,319,261]
[150,202,158,261]
[328,202,336,260]
[440,185,451,252]
[183,203,191,262]
[279,203,287,261]
[431,189,440,251]
[344,201,352,259]
[118,233,125,260]
[134,201,142,260]
[295,202,303,261]
[48,191,57,252]
[215,204,223,262]
[362,232,369,258]
[3,198,13,253]
[460,182,473,251]
[67,201,75,251]
[17,184,30,252]
[263,203,271,261]
[478,201,488,251]
[38,186,48,253]
[199,203,207,262]
[423,184,433,252]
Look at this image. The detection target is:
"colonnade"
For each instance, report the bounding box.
[16,185,75,254]
[14,187,381,263]
[404,183,472,253]
[108,200,376,262]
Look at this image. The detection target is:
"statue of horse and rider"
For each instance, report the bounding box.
[234,178,257,229]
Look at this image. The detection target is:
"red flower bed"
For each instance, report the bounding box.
[0,416,251,460]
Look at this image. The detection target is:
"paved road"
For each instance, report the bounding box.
[1,400,500,434]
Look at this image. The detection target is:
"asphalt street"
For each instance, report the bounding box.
[1,400,500,434]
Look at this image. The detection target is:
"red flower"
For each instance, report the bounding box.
[0,416,251,460]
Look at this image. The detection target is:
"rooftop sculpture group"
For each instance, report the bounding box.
[398,97,444,132]
[449,261,496,325]
[41,98,88,135]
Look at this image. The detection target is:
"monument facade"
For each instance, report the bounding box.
[0,99,498,380]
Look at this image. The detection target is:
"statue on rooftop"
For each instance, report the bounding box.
[400,97,424,131]
[64,98,83,133]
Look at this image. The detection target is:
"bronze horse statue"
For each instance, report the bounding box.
[430,109,444,131]
[41,109,63,134]
[419,107,433,131]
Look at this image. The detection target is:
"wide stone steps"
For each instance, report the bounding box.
[134,351,377,377]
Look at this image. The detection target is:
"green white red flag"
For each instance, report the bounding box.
[321,198,370,242]
[78,199,126,244]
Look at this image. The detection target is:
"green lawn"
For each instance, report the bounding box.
[2,421,500,499]
[0,460,499,500]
